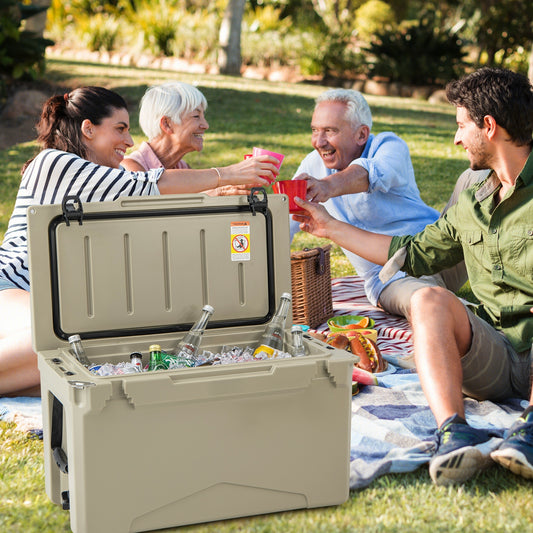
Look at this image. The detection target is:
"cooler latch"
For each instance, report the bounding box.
[62,194,84,226]
[247,187,268,216]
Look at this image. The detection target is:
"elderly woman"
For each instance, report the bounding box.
[122,81,268,195]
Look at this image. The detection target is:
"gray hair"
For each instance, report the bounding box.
[138,81,208,140]
[315,88,373,131]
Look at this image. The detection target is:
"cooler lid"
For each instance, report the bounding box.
[28,189,292,351]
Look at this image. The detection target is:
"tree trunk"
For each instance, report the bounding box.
[218,0,246,76]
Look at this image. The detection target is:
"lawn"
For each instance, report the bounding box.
[1,57,531,533]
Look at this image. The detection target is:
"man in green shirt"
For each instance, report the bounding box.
[293,67,533,486]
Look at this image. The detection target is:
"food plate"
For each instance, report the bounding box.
[327,314,375,332]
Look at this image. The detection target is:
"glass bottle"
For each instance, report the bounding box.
[130,352,143,372]
[174,304,215,362]
[148,344,166,371]
[68,334,92,367]
[291,325,306,357]
[253,292,292,357]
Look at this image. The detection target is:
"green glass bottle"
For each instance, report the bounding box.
[148,344,166,371]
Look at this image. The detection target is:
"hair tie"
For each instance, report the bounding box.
[64,93,69,102]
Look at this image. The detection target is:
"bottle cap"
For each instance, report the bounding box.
[281,292,292,300]
[149,344,161,352]
[130,352,143,359]
[202,304,215,314]
[68,334,81,342]
[291,325,302,333]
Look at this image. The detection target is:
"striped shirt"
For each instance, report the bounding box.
[0,149,164,291]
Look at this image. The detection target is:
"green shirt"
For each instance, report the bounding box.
[388,152,533,353]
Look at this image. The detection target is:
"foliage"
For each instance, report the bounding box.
[75,12,121,52]
[314,32,368,79]
[406,0,533,69]
[309,0,366,34]
[122,0,181,56]
[0,0,53,96]
[170,8,219,62]
[354,0,397,42]
[366,12,467,85]
[462,0,533,67]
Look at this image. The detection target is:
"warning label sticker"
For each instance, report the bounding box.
[231,222,250,261]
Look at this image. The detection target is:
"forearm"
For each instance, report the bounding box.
[324,218,392,266]
[157,168,220,194]
[323,163,370,197]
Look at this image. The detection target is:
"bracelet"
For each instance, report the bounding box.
[211,167,221,187]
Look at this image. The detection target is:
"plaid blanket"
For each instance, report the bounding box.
[326,276,527,489]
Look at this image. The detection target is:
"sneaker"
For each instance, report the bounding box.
[491,411,533,480]
[429,417,496,486]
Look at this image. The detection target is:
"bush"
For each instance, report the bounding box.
[366,13,467,86]
[354,0,397,42]
[76,12,121,52]
[0,0,53,97]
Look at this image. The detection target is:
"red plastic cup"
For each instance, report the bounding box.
[272,179,307,214]
[252,147,284,183]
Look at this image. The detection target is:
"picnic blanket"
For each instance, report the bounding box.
[1,275,527,490]
[326,276,526,489]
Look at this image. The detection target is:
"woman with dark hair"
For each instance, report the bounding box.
[0,86,278,396]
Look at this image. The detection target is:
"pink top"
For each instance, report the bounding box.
[125,141,190,171]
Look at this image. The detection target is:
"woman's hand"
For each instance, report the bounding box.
[221,155,279,186]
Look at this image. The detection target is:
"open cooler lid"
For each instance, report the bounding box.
[28,189,292,351]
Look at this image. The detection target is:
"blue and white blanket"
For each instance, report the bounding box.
[1,276,526,489]
[349,369,526,489]
[320,276,526,489]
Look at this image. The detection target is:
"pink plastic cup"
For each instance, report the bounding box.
[252,147,285,183]
[272,179,307,214]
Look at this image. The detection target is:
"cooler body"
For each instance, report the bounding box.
[29,192,354,533]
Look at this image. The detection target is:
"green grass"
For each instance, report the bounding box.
[1,57,523,533]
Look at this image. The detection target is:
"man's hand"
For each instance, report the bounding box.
[294,173,333,203]
[293,196,393,267]
[292,196,335,239]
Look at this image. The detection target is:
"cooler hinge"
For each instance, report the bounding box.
[247,187,268,216]
[62,194,84,226]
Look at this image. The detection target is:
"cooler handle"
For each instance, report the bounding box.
[122,359,349,407]
[51,395,69,474]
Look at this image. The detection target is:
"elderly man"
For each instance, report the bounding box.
[290,88,481,322]
[293,68,533,486]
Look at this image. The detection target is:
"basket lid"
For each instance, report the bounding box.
[28,191,291,351]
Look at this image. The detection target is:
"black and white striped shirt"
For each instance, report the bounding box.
[0,149,164,291]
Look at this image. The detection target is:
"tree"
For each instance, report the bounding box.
[218,0,246,75]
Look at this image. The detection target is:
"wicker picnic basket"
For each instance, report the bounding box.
[290,245,333,328]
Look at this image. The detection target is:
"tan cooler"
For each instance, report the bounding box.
[28,189,355,533]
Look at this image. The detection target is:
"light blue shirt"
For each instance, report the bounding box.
[290,132,439,305]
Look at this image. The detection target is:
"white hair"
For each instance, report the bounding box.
[138,81,208,140]
[315,88,373,131]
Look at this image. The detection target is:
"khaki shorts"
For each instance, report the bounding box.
[378,261,468,320]
[462,305,531,401]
